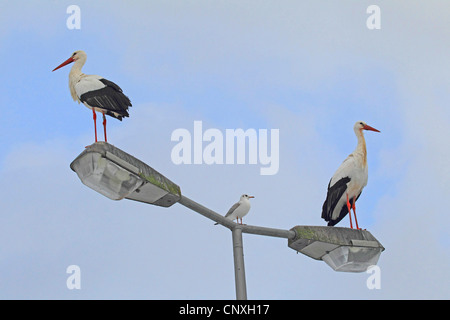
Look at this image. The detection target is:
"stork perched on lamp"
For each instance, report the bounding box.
[52,50,132,143]
[321,121,380,229]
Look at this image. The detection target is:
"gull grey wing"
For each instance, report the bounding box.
[224,202,240,218]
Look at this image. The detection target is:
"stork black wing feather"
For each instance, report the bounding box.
[79,78,132,120]
[321,176,350,226]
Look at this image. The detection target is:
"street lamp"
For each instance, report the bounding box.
[288,226,384,272]
[70,142,181,207]
[70,142,385,299]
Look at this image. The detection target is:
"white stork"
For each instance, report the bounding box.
[321,121,380,229]
[52,50,131,143]
[215,194,254,225]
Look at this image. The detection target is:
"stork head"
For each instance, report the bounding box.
[240,194,255,201]
[354,121,380,133]
[52,50,87,71]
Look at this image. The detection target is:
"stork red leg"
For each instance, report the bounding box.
[102,112,107,142]
[352,198,360,230]
[92,109,97,142]
[346,194,353,229]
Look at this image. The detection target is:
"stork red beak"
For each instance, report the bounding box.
[248,196,255,198]
[52,57,75,72]
[363,124,380,132]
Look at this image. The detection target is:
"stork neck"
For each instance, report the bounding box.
[69,59,84,77]
[68,59,85,102]
[354,129,367,165]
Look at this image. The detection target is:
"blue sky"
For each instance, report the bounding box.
[0,1,449,299]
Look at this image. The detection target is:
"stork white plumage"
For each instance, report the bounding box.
[52,50,132,143]
[215,194,254,225]
[321,121,380,229]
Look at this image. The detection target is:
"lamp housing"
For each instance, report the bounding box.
[70,142,181,207]
[288,226,384,273]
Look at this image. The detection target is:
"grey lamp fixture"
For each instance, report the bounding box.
[70,142,181,207]
[288,226,384,273]
[70,142,385,298]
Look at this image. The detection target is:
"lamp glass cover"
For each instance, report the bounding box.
[322,245,382,273]
[72,152,143,200]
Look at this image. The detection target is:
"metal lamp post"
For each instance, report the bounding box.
[70,142,385,300]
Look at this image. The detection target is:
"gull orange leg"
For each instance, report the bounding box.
[346,194,353,229]
[352,198,360,230]
[92,109,97,143]
[102,112,107,142]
